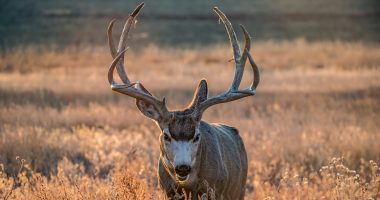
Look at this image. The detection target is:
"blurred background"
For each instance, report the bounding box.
[0,0,379,50]
[0,0,380,199]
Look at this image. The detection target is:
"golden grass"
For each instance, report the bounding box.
[0,39,380,199]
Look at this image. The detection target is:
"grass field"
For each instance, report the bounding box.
[0,39,379,199]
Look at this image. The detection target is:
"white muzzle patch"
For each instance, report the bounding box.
[173,141,192,167]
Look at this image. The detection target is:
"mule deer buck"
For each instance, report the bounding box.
[106,3,260,199]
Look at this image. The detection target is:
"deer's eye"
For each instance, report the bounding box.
[163,133,171,142]
[193,134,200,143]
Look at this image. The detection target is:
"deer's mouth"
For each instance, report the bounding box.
[176,174,188,182]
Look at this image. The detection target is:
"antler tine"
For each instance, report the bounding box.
[107,19,117,58]
[213,7,243,91]
[107,2,145,85]
[107,19,130,84]
[196,7,260,115]
[108,48,128,85]
[106,3,170,118]
[247,53,260,90]
[240,25,260,91]
[240,25,251,71]
[117,2,144,54]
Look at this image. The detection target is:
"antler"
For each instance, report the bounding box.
[195,7,260,115]
[107,4,259,119]
[107,3,171,119]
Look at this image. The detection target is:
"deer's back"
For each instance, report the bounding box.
[199,121,248,199]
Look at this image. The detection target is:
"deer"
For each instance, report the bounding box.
[106,3,260,200]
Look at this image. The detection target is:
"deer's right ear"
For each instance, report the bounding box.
[136,99,162,121]
[135,83,162,121]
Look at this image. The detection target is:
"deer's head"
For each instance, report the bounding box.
[107,3,259,183]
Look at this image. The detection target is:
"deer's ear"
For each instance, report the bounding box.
[135,83,161,121]
[188,79,208,110]
[136,99,161,121]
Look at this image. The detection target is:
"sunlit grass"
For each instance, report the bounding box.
[0,40,379,199]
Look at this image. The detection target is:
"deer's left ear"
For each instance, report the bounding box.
[188,79,208,110]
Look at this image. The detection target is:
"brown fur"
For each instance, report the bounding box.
[158,121,248,199]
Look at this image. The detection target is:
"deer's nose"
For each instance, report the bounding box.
[175,164,191,177]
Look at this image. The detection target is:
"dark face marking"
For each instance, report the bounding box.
[168,115,196,141]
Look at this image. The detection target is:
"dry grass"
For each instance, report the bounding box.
[0,39,380,199]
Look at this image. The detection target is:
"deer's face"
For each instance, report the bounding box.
[159,116,202,182]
